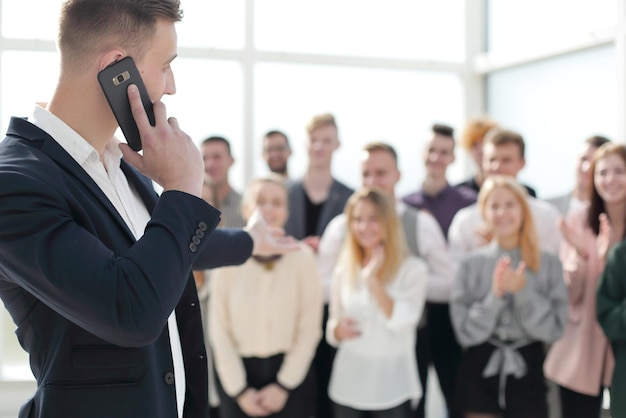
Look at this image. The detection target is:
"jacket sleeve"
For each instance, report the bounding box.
[0,168,220,347]
[450,256,507,347]
[597,242,626,341]
[416,212,453,303]
[193,228,253,270]
[513,254,568,344]
[383,257,427,333]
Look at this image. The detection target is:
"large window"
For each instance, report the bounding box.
[0,1,624,416]
[0,0,467,396]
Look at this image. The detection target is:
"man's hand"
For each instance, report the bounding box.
[258,383,289,413]
[119,84,203,198]
[236,388,271,417]
[245,210,299,256]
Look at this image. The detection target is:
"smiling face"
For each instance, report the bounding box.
[262,133,291,175]
[594,153,626,205]
[360,149,400,197]
[134,19,178,102]
[306,124,339,167]
[243,180,288,228]
[483,186,524,243]
[349,199,384,252]
[483,142,526,179]
[201,141,234,187]
[423,134,455,179]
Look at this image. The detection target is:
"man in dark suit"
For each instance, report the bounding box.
[0,1,295,417]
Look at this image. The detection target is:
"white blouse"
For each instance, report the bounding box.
[326,256,427,410]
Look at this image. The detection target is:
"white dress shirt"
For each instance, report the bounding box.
[31,105,186,418]
[318,201,453,303]
[448,197,561,266]
[326,257,427,410]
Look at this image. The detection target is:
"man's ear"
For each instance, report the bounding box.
[98,50,125,71]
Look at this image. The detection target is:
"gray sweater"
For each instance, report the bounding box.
[450,243,568,348]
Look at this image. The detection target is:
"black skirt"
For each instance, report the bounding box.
[454,341,548,418]
[216,352,316,418]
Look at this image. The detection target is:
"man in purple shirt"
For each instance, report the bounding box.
[402,124,476,418]
[403,124,477,238]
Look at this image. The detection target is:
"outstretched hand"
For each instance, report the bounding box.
[119,84,203,198]
[245,210,300,256]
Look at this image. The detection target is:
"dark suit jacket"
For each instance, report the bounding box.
[283,178,353,239]
[0,117,253,418]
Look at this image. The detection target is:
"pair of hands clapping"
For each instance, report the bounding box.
[492,256,527,298]
[559,213,618,262]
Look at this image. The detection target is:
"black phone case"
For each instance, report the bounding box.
[97,57,155,151]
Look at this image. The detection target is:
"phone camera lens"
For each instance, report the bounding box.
[117,75,125,83]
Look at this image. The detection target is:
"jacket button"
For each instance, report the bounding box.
[195,229,205,238]
[192,235,201,245]
[164,372,175,385]
[189,242,197,253]
[198,222,208,231]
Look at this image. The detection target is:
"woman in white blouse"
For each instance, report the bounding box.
[326,188,427,418]
[209,176,323,418]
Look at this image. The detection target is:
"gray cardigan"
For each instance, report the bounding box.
[450,243,568,348]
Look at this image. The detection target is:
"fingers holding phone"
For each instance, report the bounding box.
[122,85,204,197]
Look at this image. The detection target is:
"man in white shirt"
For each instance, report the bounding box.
[448,128,561,263]
[319,142,452,304]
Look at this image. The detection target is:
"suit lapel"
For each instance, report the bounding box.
[7,117,138,242]
[121,160,158,214]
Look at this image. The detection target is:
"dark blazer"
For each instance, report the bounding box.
[0,117,253,418]
[284,178,353,239]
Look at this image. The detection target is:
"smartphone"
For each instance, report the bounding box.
[97,56,154,151]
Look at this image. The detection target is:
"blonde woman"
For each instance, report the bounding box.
[450,175,568,418]
[209,176,323,418]
[326,188,427,418]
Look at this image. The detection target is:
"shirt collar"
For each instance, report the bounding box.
[31,105,122,169]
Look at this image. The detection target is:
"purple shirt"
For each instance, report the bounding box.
[403,184,477,239]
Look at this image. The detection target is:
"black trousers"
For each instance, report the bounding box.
[414,302,462,418]
[216,353,316,418]
[334,401,412,418]
[559,385,603,418]
[314,304,337,418]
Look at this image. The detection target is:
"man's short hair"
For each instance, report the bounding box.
[306,113,337,135]
[202,136,232,156]
[432,123,454,138]
[362,141,398,165]
[484,128,526,159]
[585,135,611,149]
[264,130,290,149]
[58,0,182,71]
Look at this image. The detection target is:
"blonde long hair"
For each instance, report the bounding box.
[478,175,541,272]
[338,188,409,285]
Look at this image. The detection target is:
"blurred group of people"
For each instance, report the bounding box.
[196,113,626,418]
